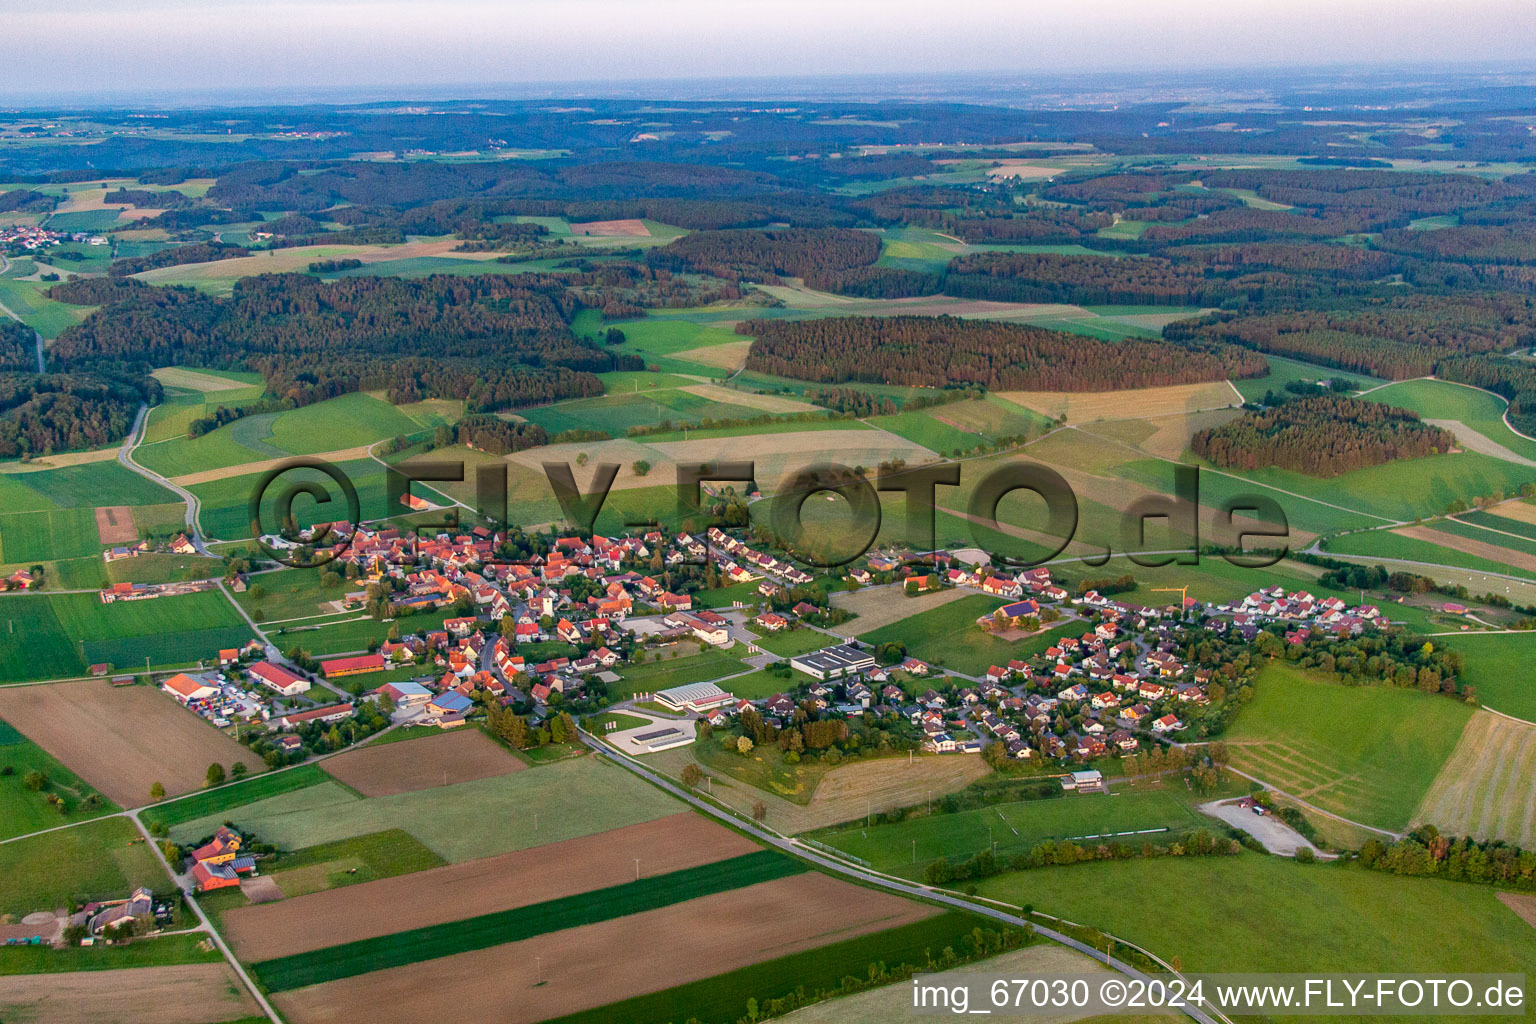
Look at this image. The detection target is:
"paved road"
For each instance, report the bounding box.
[118,403,214,553]
[578,728,1223,1024]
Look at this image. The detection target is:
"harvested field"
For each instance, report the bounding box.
[135,239,498,284]
[0,448,120,474]
[504,437,664,494]
[996,380,1242,422]
[1393,525,1536,574]
[168,445,379,486]
[671,339,753,371]
[271,872,936,1024]
[94,505,138,545]
[568,218,650,236]
[1424,419,1536,468]
[240,875,285,903]
[320,728,525,797]
[1415,711,1536,847]
[648,746,992,833]
[648,429,935,490]
[1486,501,1536,528]
[151,367,253,393]
[1499,892,1536,932]
[680,383,818,414]
[0,963,258,1024]
[827,585,975,636]
[0,680,253,806]
[941,159,1066,180]
[223,812,755,961]
[1136,408,1244,460]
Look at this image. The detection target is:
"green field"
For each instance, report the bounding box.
[1324,527,1536,582]
[1447,632,1536,721]
[0,275,92,338]
[145,763,330,830]
[0,589,253,681]
[168,756,684,862]
[0,931,223,976]
[138,392,428,477]
[190,457,454,540]
[252,850,805,992]
[0,507,101,562]
[547,911,1001,1024]
[979,855,1536,976]
[0,815,169,915]
[1231,355,1387,403]
[856,593,1012,675]
[815,787,1211,877]
[1225,663,1473,830]
[0,460,177,510]
[265,828,446,896]
[0,718,118,840]
[1364,378,1536,463]
[614,645,748,696]
[235,567,352,620]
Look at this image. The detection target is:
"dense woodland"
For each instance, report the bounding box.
[0,320,35,373]
[1191,395,1454,476]
[48,273,619,413]
[743,316,1266,391]
[0,372,150,458]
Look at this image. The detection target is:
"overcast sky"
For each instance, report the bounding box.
[7,0,1536,101]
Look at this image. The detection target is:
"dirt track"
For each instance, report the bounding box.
[1395,525,1536,574]
[271,872,937,1024]
[222,812,756,960]
[320,727,525,797]
[0,680,253,805]
[0,962,258,1024]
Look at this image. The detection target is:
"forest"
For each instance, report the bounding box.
[742,316,1266,391]
[0,320,35,373]
[1190,395,1454,476]
[0,372,151,458]
[47,272,621,413]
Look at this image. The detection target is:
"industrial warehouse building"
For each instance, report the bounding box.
[790,643,876,680]
[653,681,737,714]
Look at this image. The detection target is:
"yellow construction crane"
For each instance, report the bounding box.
[1151,585,1189,613]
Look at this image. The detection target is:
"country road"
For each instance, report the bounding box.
[118,403,214,553]
[0,251,46,373]
[579,727,1227,1024]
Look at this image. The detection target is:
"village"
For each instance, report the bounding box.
[98,511,1400,836]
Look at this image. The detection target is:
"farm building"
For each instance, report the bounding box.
[249,661,311,697]
[377,680,432,707]
[654,681,737,714]
[790,643,876,680]
[275,703,354,730]
[162,673,217,704]
[189,826,257,892]
[321,652,387,678]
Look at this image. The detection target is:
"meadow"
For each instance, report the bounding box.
[856,593,1011,675]
[0,459,178,510]
[1363,377,1536,463]
[1324,527,1536,583]
[251,850,804,991]
[1230,354,1387,403]
[0,589,253,680]
[1415,710,1536,847]
[0,506,101,562]
[167,756,685,862]
[0,718,118,840]
[614,645,749,697]
[0,815,169,915]
[979,855,1536,976]
[0,931,225,976]
[1445,632,1536,721]
[1223,663,1473,831]
[138,392,430,477]
[145,763,331,830]
[0,274,92,338]
[813,786,1209,877]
